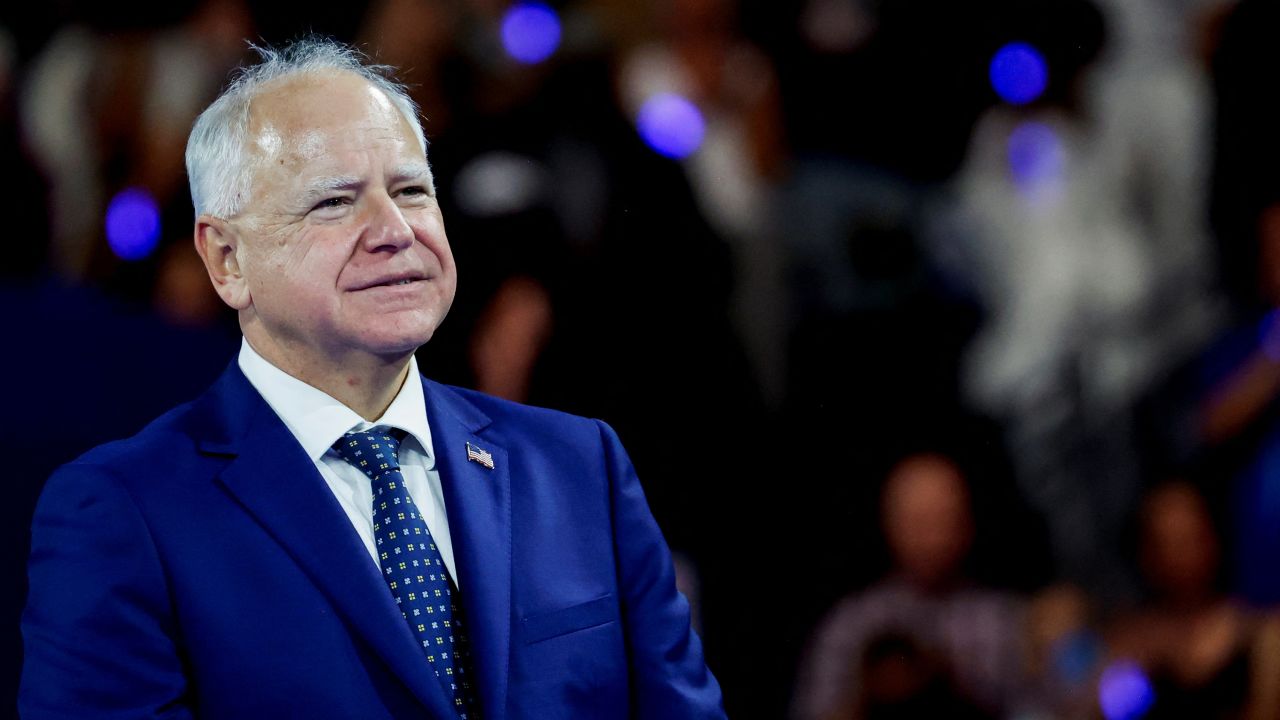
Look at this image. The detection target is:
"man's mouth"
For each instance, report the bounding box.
[355,274,426,290]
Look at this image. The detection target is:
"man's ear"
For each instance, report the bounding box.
[194,216,251,311]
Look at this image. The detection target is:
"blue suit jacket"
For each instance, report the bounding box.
[21,364,724,719]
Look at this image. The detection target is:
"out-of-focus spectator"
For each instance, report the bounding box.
[1105,481,1280,719]
[617,0,788,404]
[791,453,1027,719]
[1166,0,1280,610]
[1187,209,1280,605]
[773,0,989,484]
[20,0,252,282]
[947,0,1224,602]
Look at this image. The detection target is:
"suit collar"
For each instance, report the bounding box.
[421,379,510,720]
[193,363,459,718]
[192,364,512,720]
[235,338,438,463]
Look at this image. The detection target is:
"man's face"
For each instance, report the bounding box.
[883,456,972,590]
[227,71,455,369]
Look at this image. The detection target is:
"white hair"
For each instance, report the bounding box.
[184,37,427,218]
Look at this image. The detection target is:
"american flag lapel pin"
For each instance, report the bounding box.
[466,442,495,470]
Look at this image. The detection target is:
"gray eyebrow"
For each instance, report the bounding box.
[299,162,436,205]
[301,174,363,201]
[391,162,436,193]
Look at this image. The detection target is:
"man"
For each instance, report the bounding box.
[791,453,1025,719]
[20,39,724,719]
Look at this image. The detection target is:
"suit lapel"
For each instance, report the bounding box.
[196,366,457,718]
[423,380,511,720]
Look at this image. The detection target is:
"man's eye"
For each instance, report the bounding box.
[312,197,350,212]
[398,186,430,198]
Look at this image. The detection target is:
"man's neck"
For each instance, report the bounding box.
[244,335,414,421]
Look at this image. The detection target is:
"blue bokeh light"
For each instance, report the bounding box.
[501,2,561,65]
[1098,661,1156,720]
[105,187,162,261]
[636,93,705,159]
[990,42,1049,105]
[1007,120,1065,195]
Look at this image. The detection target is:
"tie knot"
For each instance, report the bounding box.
[332,429,403,481]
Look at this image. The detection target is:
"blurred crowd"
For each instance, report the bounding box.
[3,0,1280,717]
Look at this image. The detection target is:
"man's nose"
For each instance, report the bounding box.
[361,192,415,252]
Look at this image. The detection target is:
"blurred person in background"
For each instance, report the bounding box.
[777,0,987,437]
[1105,481,1280,719]
[947,0,1226,603]
[20,0,253,286]
[790,453,1027,720]
[1143,0,1280,613]
[768,6,995,641]
[1176,0,1280,610]
[616,0,788,405]
[1186,206,1280,608]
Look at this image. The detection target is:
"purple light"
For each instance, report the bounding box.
[501,2,561,65]
[990,42,1049,105]
[636,93,705,159]
[1098,661,1155,720]
[1007,120,1065,196]
[105,187,161,261]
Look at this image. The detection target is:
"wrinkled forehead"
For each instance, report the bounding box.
[246,70,422,167]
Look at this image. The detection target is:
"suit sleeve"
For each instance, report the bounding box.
[594,420,727,719]
[21,462,193,720]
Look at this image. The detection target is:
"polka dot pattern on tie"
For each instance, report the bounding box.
[333,430,480,718]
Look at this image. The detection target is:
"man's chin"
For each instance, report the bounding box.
[361,331,436,361]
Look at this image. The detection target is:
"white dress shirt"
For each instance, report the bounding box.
[237,338,458,583]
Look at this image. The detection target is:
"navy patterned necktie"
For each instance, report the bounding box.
[332,430,480,718]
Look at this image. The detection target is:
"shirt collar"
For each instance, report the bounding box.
[237,338,435,463]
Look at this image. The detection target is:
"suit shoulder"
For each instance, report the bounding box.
[60,396,207,481]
